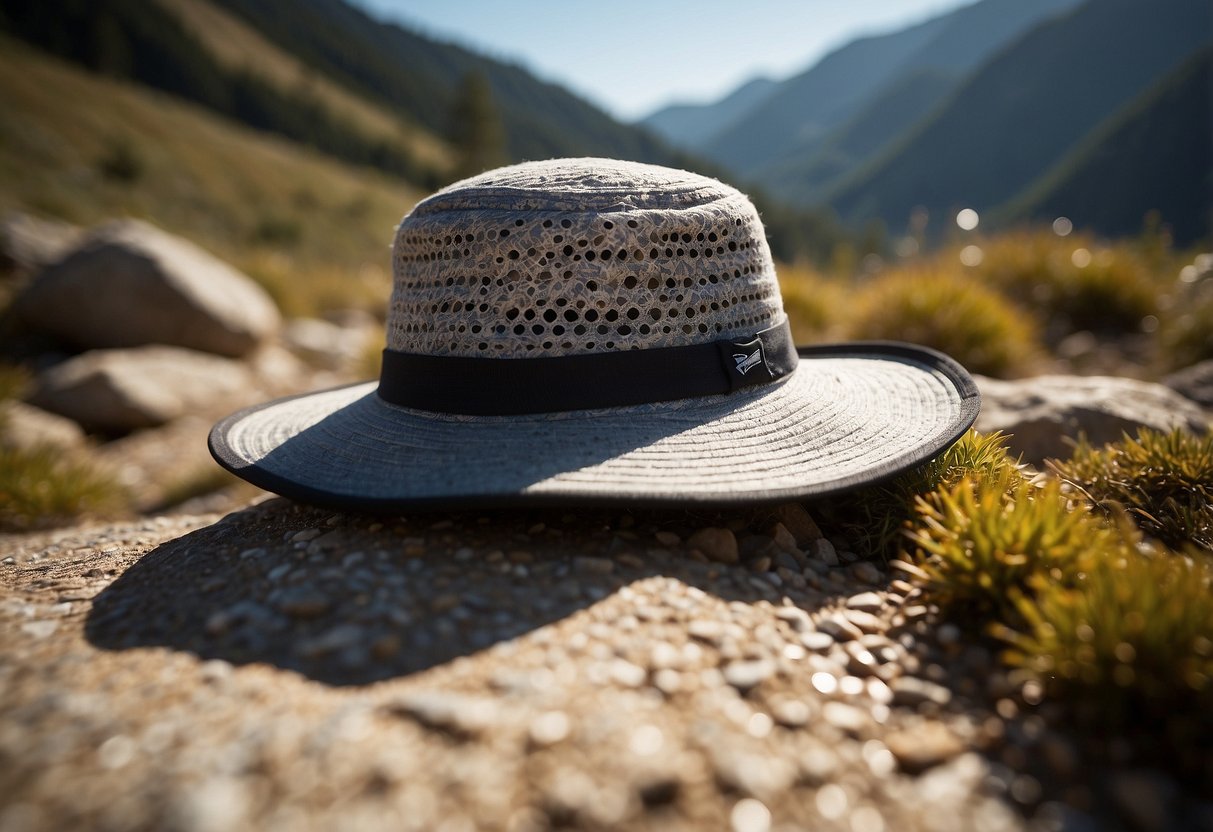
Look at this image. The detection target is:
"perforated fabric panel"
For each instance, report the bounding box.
[389,158,785,358]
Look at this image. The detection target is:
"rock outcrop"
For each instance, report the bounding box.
[975,374,1210,464]
[14,219,279,357]
[1163,360,1213,408]
[29,345,255,433]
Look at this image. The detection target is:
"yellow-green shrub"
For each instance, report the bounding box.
[905,472,1121,622]
[972,231,1161,338]
[1050,428,1213,551]
[777,263,846,344]
[0,444,126,531]
[846,268,1042,377]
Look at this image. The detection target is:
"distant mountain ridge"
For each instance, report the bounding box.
[642,0,1081,183]
[828,0,1211,240]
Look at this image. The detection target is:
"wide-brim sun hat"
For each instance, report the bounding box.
[210,158,979,510]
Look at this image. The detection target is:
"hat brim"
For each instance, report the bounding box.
[209,342,979,511]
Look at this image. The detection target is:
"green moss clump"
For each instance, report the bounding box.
[846,269,1042,377]
[1050,428,1213,551]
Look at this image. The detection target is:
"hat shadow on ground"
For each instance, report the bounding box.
[84,497,867,687]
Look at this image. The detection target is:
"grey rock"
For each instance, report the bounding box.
[771,503,821,545]
[1163,360,1213,408]
[687,527,739,564]
[282,316,376,371]
[722,658,775,691]
[383,691,501,738]
[29,345,254,432]
[885,721,966,773]
[0,400,86,450]
[975,374,1210,464]
[0,212,81,275]
[15,219,279,357]
[890,676,953,708]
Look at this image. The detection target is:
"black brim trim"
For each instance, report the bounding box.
[209,341,980,513]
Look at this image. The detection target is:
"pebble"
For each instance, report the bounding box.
[770,699,811,728]
[770,522,799,553]
[688,619,726,644]
[774,606,811,631]
[654,531,681,547]
[809,538,838,566]
[890,677,953,708]
[687,527,739,564]
[384,692,500,738]
[723,659,775,692]
[821,701,868,734]
[731,798,771,832]
[885,721,966,773]
[277,588,331,618]
[290,528,321,542]
[816,616,863,642]
[610,659,648,688]
[851,562,883,584]
[799,631,834,652]
[846,591,883,612]
[528,711,571,747]
[842,610,887,634]
[772,503,821,545]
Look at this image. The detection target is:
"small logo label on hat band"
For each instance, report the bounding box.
[733,349,763,375]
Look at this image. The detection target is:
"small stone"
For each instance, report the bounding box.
[821,701,868,734]
[573,556,614,574]
[770,522,798,553]
[723,659,775,692]
[291,528,321,542]
[799,631,835,652]
[529,711,571,747]
[772,503,821,545]
[817,616,862,642]
[774,606,811,631]
[842,609,887,634]
[851,562,883,585]
[885,721,965,773]
[654,531,681,547]
[611,659,648,688]
[277,588,331,618]
[771,699,810,727]
[810,538,838,566]
[20,620,58,639]
[890,676,953,708]
[688,619,726,644]
[687,527,739,564]
[846,592,883,612]
[384,692,500,739]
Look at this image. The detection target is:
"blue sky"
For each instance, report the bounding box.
[349,0,974,121]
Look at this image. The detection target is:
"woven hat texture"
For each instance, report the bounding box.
[210,158,980,509]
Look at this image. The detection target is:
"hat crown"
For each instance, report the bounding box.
[389,158,784,359]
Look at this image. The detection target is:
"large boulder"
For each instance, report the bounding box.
[29,345,255,433]
[975,374,1210,464]
[14,219,279,357]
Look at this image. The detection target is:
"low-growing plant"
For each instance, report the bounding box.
[1050,428,1213,551]
[823,430,1022,558]
[777,263,846,344]
[972,231,1163,340]
[1001,549,1213,768]
[0,444,127,531]
[1159,282,1213,370]
[240,251,391,320]
[904,472,1125,623]
[846,267,1042,377]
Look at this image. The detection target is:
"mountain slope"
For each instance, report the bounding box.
[829,0,1212,230]
[685,0,1079,178]
[1003,48,1213,246]
[210,0,685,167]
[642,78,778,149]
[756,68,959,203]
[0,35,422,270]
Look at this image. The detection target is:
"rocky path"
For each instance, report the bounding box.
[1,499,1090,831]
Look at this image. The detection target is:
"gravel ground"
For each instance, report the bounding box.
[0,497,1201,831]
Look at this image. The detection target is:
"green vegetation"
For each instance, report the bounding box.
[1,0,444,189]
[971,231,1162,339]
[1051,428,1213,550]
[0,37,420,286]
[821,429,1022,559]
[890,428,1213,783]
[0,444,126,531]
[1161,280,1213,370]
[845,267,1042,376]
